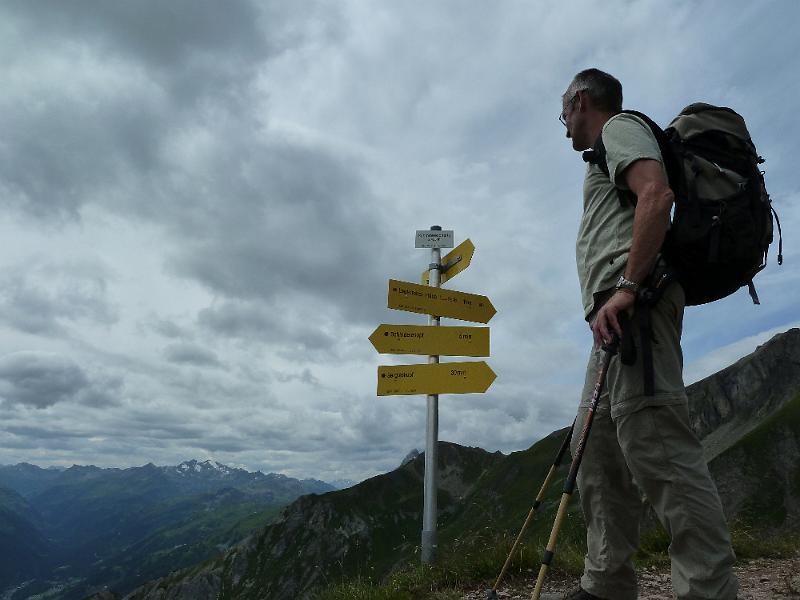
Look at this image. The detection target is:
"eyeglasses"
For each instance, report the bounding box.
[559,92,579,127]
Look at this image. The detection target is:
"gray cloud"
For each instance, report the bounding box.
[274,369,320,387]
[3,0,273,67]
[144,315,193,340]
[198,300,337,353]
[0,0,390,335]
[0,260,117,335]
[0,0,342,222]
[119,410,210,441]
[157,135,393,332]
[0,352,89,408]
[3,423,93,442]
[164,342,222,368]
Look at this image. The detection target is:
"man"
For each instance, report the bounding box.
[559,68,738,600]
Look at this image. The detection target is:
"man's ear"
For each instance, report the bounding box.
[575,89,587,112]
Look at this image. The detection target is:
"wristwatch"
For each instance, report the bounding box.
[615,275,640,294]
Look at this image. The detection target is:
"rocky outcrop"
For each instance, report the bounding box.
[688,328,800,460]
[697,330,800,531]
[400,449,421,467]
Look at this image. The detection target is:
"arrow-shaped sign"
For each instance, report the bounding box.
[387,279,496,323]
[377,361,496,396]
[421,238,475,285]
[369,325,489,356]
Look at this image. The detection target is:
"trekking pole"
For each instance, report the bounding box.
[485,420,576,600]
[530,334,620,600]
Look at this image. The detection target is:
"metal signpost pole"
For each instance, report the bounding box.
[376,227,492,562]
[421,225,442,565]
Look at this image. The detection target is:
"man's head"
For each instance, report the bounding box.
[560,68,622,151]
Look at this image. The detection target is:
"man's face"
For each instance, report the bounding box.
[560,89,588,151]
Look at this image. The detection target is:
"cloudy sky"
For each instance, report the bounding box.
[0,1,797,483]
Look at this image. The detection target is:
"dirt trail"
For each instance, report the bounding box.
[463,556,800,599]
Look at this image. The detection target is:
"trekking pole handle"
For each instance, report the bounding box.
[601,331,620,355]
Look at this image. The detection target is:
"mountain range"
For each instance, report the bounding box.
[3,328,798,600]
[112,327,800,600]
[0,459,336,599]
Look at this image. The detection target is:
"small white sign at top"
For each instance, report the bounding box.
[415,230,454,248]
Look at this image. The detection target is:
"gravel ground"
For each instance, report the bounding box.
[461,555,800,599]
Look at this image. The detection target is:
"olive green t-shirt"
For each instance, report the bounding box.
[575,113,665,319]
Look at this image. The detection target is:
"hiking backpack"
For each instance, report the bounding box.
[584,103,783,306]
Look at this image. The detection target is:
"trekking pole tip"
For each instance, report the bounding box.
[485,589,499,600]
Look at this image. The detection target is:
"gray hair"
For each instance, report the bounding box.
[563,68,623,113]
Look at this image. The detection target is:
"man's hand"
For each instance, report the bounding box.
[591,290,635,346]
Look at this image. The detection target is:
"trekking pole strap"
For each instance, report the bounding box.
[771,205,783,265]
[747,281,761,305]
[634,266,677,396]
[639,305,655,396]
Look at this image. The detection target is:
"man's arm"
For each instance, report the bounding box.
[591,158,674,345]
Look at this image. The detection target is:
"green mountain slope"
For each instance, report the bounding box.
[118,328,800,600]
[710,392,800,534]
[124,444,503,600]
[0,461,334,600]
[0,486,52,587]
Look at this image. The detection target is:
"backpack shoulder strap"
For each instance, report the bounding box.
[623,111,679,185]
[582,133,609,177]
[582,110,678,186]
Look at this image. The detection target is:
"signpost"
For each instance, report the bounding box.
[377,362,496,396]
[421,238,475,285]
[415,229,454,248]
[370,226,496,565]
[369,324,489,357]
[387,279,496,323]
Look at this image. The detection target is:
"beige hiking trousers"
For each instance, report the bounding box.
[572,283,738,600]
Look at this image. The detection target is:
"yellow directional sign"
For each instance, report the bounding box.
[369,325,489,356]
[387,279,496,323]
[377,361,496,396]
[421,239,475,285]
